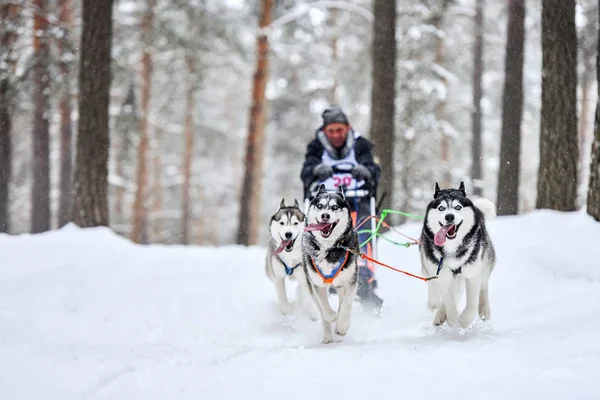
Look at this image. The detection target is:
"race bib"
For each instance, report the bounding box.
[321,173,363,192]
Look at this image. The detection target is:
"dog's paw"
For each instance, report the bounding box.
[321,335,334,344]
[479,302,490,320]
[279,302,294,316]
[335,319,351,336]
[459,309,476,328]
[433,307,447,326]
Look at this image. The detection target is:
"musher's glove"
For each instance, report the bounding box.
[313,164,334,181]
[351,165,372,181]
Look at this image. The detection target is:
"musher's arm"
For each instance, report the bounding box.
[300,139,324,188]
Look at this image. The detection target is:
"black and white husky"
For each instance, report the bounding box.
[419,182,496,329]
[302,184,360,343]
[266,199,317,320]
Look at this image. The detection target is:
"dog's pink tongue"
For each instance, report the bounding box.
[304,222,331,232]
[434,225,453,246]
[273,239,292,255]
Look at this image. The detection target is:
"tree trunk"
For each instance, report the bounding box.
[181,56,195,245]
[579,72,592,188]
[130,0,155,244]
[58,0,74,227]
[31,0,51,233]
[115,84,136,220]
[328,8,339,104]
[152,138,162,242]
[536,0,579,211]
[369,0,396,211]
[433,7,450,189]
[237,0,273,246]
[497,0,525,215]
[0,2,18,233]
[586,1,600,221]
[0,78,10,233]
[471,0,484,197]
[589,104,600,221]
[72,0,113,227]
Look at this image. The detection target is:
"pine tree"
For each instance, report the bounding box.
[586,1,600,221]
[370,0,397,211]
[237,0,273,246]
[130,0,156,243]
[0,2,19,233]
[471,0,485,197]
[31,0,51,233]
[72,0,114,227]
[497,0,525,215]
[57,0,74,227]
[536,0,579,211]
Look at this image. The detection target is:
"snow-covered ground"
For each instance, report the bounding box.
[1,210,599,399]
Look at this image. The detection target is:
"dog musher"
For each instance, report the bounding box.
[300,105,383,310]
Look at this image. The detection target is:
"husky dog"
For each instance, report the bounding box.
[302,184,360,343]
[419,182,496,329]
[266,199,316,319]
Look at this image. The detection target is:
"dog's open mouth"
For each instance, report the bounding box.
[304,220,339,239]
[273,238,296,255]
[285,238,295,252]
[434,222,462,246]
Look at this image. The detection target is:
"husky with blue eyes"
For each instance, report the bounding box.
[302,184,360,344]
[419,182,497,329]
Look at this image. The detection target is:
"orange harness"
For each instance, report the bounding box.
[310,250,350,284]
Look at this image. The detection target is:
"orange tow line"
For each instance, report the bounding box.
[337,245,438,282]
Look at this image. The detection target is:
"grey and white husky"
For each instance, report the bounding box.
[419,182,496,329]
[266,199,316,320]
[302,184,360,343]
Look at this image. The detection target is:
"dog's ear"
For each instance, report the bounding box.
[280,198,286,209]
[293,199,300,209]
[434,182,441,198]
[317,184,327,195]
[336,185,345,199]
[458,181,466,196]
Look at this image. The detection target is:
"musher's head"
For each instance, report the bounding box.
[321,105,350,149]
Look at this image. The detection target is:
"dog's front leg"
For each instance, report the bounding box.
[313,285,336,323]
[433,302,447,326]
[297,278,318,321]
[334,283,356,336]
[478,283,490,320]
[460,274,482,328]
[427,279,442,311]
[437,271,459,326]
[273,276,294,315]
[311,285,335,343]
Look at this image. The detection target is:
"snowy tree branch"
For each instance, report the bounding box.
[263,1,373,38]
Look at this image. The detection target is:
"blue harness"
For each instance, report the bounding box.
[280,260,301,276]
[436,256,444,275]
[434,256,460,276]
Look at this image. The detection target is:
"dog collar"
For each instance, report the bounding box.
[310,250,350,284]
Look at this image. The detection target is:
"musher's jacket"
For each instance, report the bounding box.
[300,129,381,197]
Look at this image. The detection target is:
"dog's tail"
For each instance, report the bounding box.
[474,198,496,221]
